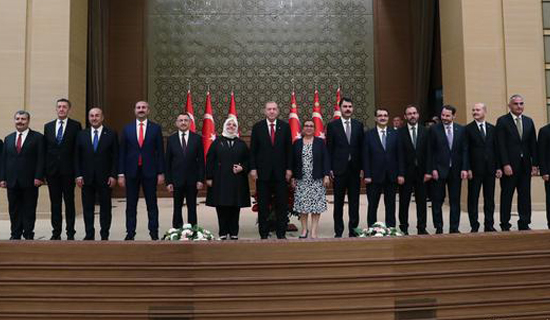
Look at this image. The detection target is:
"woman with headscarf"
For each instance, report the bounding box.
[291,119,331,238]
[206,118,251,240]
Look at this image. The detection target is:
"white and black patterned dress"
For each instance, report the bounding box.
[293,142,327,214]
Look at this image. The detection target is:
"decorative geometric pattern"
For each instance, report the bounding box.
[147,0,374,135]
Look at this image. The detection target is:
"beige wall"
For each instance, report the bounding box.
[440,0,546,209]
[0,0,87,215]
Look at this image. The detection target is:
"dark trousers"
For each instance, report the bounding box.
[500,172,531,230]
[545,181,550,229]
[467,173,495,230]
[82,182,112,240]
[367,178,397,228]
[172,184,198,228]
[47,174,76,237]
[398,174,427,231]
[432,171,462,232]
[125,168,159,237]
[216,206,240,237]
[7,185,38,239]
[257,179,288,238]
[333,166,361,237]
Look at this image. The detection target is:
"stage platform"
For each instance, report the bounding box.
[0,231,550,319]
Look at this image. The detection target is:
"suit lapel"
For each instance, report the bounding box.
[507,114,522,142]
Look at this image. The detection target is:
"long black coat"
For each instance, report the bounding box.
[205,137,251,208]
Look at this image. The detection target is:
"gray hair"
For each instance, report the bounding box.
[509,94,524,103]
[14,110,30,120]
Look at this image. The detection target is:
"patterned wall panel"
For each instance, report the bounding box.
[147,0,374,135]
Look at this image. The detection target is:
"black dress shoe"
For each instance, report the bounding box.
[9,236,21,240]
[417,229,429,235]
[101,237,109,241]
[299,230,309,239]
[519,226,531,231]
[220,235,228,240]
[67,235,75,241]
[124,235,135,241]
[501,227,510,232]
[150,234,159,241]
[470,228,479,233]
[334,234,342,238]
[435,228,443,234]
[50,235,61,240]
[260,236,268,239]
[83,236,95,241]
[277,236,287,240]
[230,236,239,240]
[484,226,497,232]
[450,229,461,234]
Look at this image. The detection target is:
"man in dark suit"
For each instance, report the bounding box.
[118,101,165,240]
[428,105,469,233]
[363,108,404,228]
[75,107,118,240]
[250,101,293,239]
[326,97,365,237]
[43,98,82,240]
[538,121,550,229]
[165,113,205,228]
[398,105,431,235]
[0,111,44,240]
[465,103,501,233]
[496,94,538,231]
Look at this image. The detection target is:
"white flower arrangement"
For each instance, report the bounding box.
[354,222,404,238]
[163,224,215,241]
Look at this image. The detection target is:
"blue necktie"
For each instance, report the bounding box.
[56,120,64,144]
[93,129,99,152]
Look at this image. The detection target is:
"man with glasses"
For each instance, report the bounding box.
[496,94,538,231]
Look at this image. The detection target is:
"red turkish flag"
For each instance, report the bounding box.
[227,91,240,137]
[202,91,216,162]
[185,89,196,132]
[312,89,325,139]
[333,87,342,120]
[289,91,301,142]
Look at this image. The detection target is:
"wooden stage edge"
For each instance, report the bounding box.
[1,231,550,319]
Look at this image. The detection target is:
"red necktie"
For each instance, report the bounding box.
[16,133,22,154]
[270,123,275,145]
[138,123,144,166]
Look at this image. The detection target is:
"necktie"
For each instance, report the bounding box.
[381,130,386,150]
[516,117,523,139]
[446,125,453,149]
[345,120,351,143]
[56,120,64,144]
[93,129,99,152]
[270,123,275,145]
[138,122,144,166]
[411,126,417,149]
[16,133,22,154]
[181,132,187,153]
[479,123,486,140]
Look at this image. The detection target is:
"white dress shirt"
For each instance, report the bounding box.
[136,119,148,140]
[14,128,30,147]
[55,118,68,138]
[266,119,277,135]
[179,130,189,147]
[91,125,104,144]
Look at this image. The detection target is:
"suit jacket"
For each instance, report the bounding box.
[44,118,82,177]
[249,119,292,181]
[1,130,45,188]
[165,131,204,187]
[292,137,331,180]
[465,121,498,177]
[363,127,404,183]
[496,113,537,173]
[326,118,365,175]
[538,124,550,176]
[119,120,165,179]
[75,127,119,185]
[398,124,430,181]
[428,122,469,179]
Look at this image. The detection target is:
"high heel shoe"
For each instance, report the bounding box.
[299,230,309,239]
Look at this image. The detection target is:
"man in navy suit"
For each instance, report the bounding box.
[326,97,365,237]
[398,105,431,235]
[250,101,293,239]
[43,98,82,240]
[496,94,538,231]
[363,108,404,228]
[75,107,118,240]
[465,103,501,232]
[118,101,165,240]
[0,111,45,240]
[165,113,205,228]
[429,105,469,233]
